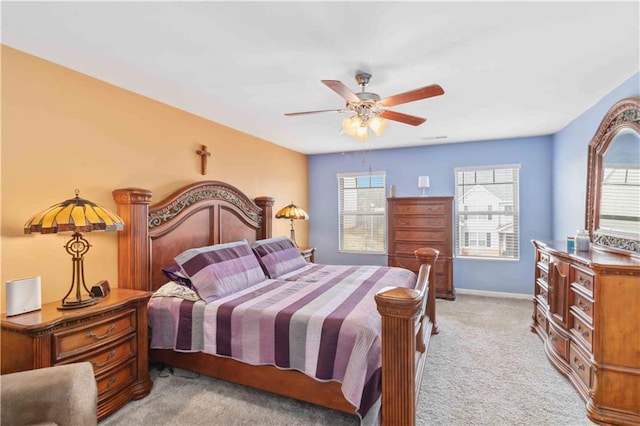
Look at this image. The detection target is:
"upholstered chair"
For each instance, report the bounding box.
[1,362,98,426]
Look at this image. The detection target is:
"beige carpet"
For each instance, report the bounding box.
[100,294,593,425]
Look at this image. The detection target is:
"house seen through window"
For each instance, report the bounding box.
[455,165,520,259]
[338,172,386,254]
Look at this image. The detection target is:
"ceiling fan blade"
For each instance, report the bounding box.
[321,80,360,103]
[380,84,444,107]
[378,110,426,126]
[285,109,346,116]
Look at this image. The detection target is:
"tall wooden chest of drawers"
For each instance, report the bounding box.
[387,196,455,299]
[1,289,153,420]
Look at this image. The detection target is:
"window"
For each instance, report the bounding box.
[338,172,386,253]
[455,165,520,260]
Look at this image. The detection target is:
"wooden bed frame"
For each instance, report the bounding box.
[113,180,438,426]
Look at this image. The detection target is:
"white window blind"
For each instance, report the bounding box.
[455,165,520,260]
[600,166,640,234]
[338,172,386,254]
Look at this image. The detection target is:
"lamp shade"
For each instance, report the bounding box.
[24,191,124,234]
[275,203,308,220]
[418,176,430,189]
[23,191,124,310]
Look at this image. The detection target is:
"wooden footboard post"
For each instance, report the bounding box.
[113,188,152,291]
[375,247,438,426]
[415,248,439,335]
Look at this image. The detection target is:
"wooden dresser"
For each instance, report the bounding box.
[1,288,153,420]
[387,196,455,299]
[532,240,640,425]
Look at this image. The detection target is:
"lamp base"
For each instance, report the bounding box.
[57,297,98,310]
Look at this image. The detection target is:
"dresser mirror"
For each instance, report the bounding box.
[585,96,640,255]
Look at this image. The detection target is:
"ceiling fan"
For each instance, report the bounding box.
[285,72,444,141]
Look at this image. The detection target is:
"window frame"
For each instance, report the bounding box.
[454,164,521,261]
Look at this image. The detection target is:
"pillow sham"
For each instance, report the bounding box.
[251,236,307,278]
[161,264,192,288]
[174,240,266,302]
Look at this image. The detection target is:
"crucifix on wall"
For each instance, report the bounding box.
[196,145,211,175]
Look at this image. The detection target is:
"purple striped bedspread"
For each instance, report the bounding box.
[148,264,417,424]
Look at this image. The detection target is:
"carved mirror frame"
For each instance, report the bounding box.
[585,96,640,255]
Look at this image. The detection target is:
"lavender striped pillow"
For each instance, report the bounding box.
[174,240,266,302]
[251,237,307,278]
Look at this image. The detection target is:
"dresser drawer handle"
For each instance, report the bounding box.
[100,376,117,395]
[400,207,409,212]
[577,300,590,312]
[399,220,409,225]
[91,350,116,368]
[573,356,585,370]
[578,276,591,287]
[87,324,116,340]
[548,331,557,341]
[576,323,589,337]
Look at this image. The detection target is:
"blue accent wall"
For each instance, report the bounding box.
[308,72,639,296]
[309,136,553,295]
[552,72,640,240]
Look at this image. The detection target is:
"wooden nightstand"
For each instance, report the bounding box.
[299,246,316,263]
[1,288,153,420]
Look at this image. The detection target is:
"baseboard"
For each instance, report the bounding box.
[455,288,532,300]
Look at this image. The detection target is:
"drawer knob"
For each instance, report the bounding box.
[581,331,589,338]
[90,349,116,368]
[573,356,585,370]
[87,323,116,340]
[548,331,557,341]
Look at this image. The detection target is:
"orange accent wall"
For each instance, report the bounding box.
[1,45,308,311]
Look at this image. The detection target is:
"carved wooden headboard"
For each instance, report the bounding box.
[113,181,275,291]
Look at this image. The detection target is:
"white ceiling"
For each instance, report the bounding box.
[2,1,639,155]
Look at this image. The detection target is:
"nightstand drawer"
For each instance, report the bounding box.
[96,357,136,399]
[54,309,136,362]
[59,335,137,376]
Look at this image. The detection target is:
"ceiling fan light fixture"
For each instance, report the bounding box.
[354,124,369,141]
[367,115,388,136]
[342,116,362,137]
